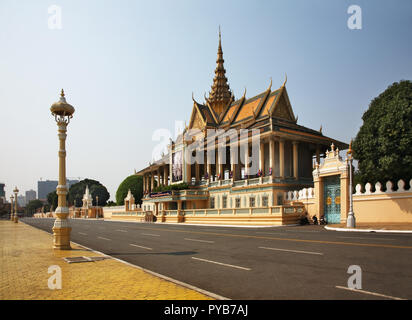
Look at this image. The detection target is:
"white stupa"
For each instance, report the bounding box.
[82,185,93,209]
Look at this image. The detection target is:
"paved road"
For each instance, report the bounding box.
[22,218,412,300]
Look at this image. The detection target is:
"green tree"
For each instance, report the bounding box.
[68,179,110,207]
[47,191,58,211]
[116,175,143,205]
[352,80,412,187]
[25,199,44,215]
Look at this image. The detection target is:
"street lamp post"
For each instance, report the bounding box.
[10,195,14,221]
[13,186,19,223]
[346,140,356,228]
[50,89,75,250]
[96,195,99,219]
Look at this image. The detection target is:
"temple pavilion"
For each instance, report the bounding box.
[136,30,348,224]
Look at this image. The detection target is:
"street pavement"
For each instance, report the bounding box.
[22,218,412,300]
[0,220,211,300]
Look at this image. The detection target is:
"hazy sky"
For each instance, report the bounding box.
[1,0,411,201]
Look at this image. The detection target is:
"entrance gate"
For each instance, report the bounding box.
[323,175,341,223]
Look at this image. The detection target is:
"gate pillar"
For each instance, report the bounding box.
[313,143,349,224]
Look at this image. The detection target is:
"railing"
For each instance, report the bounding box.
[233,180,245,187]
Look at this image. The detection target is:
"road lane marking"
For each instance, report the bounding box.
[116,229,128,233]
[141,233,160,237]
[191,257,251,271]
[284,230,320,233]
[259,246,323,256]
[338,236,395,241]
[256,232,286,235]
[78,232,87,235]
[184,238,215,244]
[134,227,412,250]
[129,244,152,250]
[97,236,111,241]
[335,286,406,300]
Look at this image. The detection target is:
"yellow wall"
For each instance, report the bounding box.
[352,192,412,223]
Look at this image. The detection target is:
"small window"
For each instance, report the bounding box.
[235,198,241,208]
[249,197,255,207]
[210,197,215,209]
[262,196,268,207]
[222,196,227,208]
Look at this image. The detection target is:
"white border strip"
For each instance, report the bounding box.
[335,286,406,300]
[259,246,323,256]
[191,257,251,271]
[20,220,229,300]
[325,226,412,234]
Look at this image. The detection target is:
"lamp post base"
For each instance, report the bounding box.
[14,216,18,223]
[347,212,356,228]
[53,207,71,250]
[52,226,72,250]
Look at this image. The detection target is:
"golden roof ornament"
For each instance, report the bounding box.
[205,27,233,115]
[347,139,353,156]
[282,73,287,87]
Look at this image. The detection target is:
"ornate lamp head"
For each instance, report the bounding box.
[50,89,75,124]
[13,186,19,195]
[10,195,13,202]
[347,139,353,158]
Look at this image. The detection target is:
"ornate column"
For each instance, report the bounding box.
[231,149,237,181]
[244,143,249,179]
[50,89,75,250]
[151,171,154,191]
[293,141,299,179]
[10,195,14,221]
[259,141,265,176]
[13,187,19,223]
[195,162,200,182]
[164,166,169,186]
[269,138,275,180]
[279,139,285,179]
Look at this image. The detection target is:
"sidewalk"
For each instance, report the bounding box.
[326,222,412,233]
[0,220,213,300]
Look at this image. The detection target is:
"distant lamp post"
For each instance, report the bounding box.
[346,140,356,228]
[13,186,19,223]
[96,195,99,219]
[10,195,14,221]
[50,89,75,250]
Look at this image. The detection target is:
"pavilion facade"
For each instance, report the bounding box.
[136,31,347,224]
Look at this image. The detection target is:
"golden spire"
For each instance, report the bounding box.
[206,27,233,116]
[61,89,65,97]
[347,139,353,155]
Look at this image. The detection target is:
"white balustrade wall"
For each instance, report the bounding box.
[354,179,412,195]
[284,187,315,202]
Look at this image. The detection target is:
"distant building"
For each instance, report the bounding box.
[25,190,36,203]
[17,195,26,207]
[38,179,79,200]
[0,183,5,202]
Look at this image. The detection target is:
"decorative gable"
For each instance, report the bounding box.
[271,88,295,122]
[188,104,206,130]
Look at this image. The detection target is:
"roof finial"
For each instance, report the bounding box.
[219,25,221,45]
[267,77,272,91]
[282,73,287,87]
[347,139,353,156]
[61,89,65,97]
[242,87,247,98]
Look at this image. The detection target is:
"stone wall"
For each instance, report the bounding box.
[285,179,412,223]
